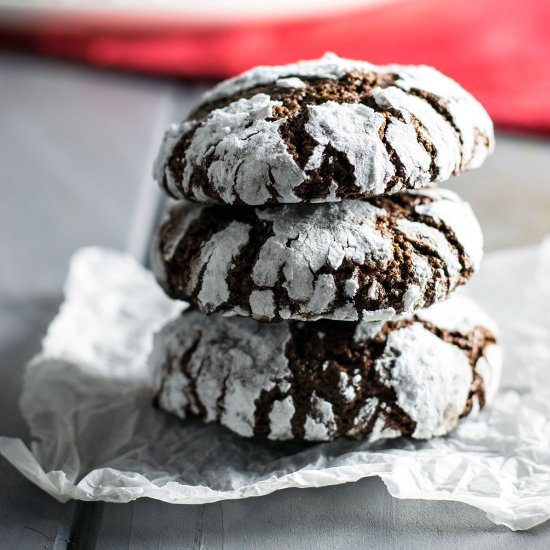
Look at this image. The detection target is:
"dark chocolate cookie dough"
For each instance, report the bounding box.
[154,54,493,205]
[151,188,483,322]
[151,295,501,442]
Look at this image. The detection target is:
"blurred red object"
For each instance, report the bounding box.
[1,0,549,135]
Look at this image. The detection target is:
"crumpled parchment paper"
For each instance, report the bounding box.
[1,242,550,531]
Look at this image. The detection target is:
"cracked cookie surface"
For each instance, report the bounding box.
[151,188,483,322]
[151,294,501,442]
[154,53,494,205]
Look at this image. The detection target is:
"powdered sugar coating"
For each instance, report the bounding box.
[188,221,251,312]
[303,102,393,196]
[152,294,501,442]
[375,324,472,438]
[152,188,483,322]
[151,312,292,437]
[393,64,494,170]
[268,396,295,440]
[154,53,494,205]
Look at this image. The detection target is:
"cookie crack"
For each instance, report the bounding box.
[375,192,472,285]
[189,151,226,203]
[378,115,405,194]
[406,88,464,171]
[163,127,195,198]
[226,217,275,315]
[253,384,286,437]
[216,369,232,418]
[413,212,472,283]
[265,163,285,201]
[178,332,207,417]
[280,321,417,440]
[409,113,439,181]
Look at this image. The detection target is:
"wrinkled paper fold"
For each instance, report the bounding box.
[1,242,550,531]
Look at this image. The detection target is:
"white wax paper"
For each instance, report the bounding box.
[1,242,550,531]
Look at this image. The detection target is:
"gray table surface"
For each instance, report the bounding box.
[1,52,550,549]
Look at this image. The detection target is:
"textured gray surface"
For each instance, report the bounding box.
[1,52,550,548]
[95,481,550,549]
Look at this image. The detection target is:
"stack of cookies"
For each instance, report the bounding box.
[149,54,502,443]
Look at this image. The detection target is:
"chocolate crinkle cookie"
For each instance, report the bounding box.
[151,294,501,442]
[151,188,483,322]
[154,53,494,206]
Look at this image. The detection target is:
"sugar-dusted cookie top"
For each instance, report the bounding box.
[154,53,493,205]
[151,294,501,442]
[151,188,483,322]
